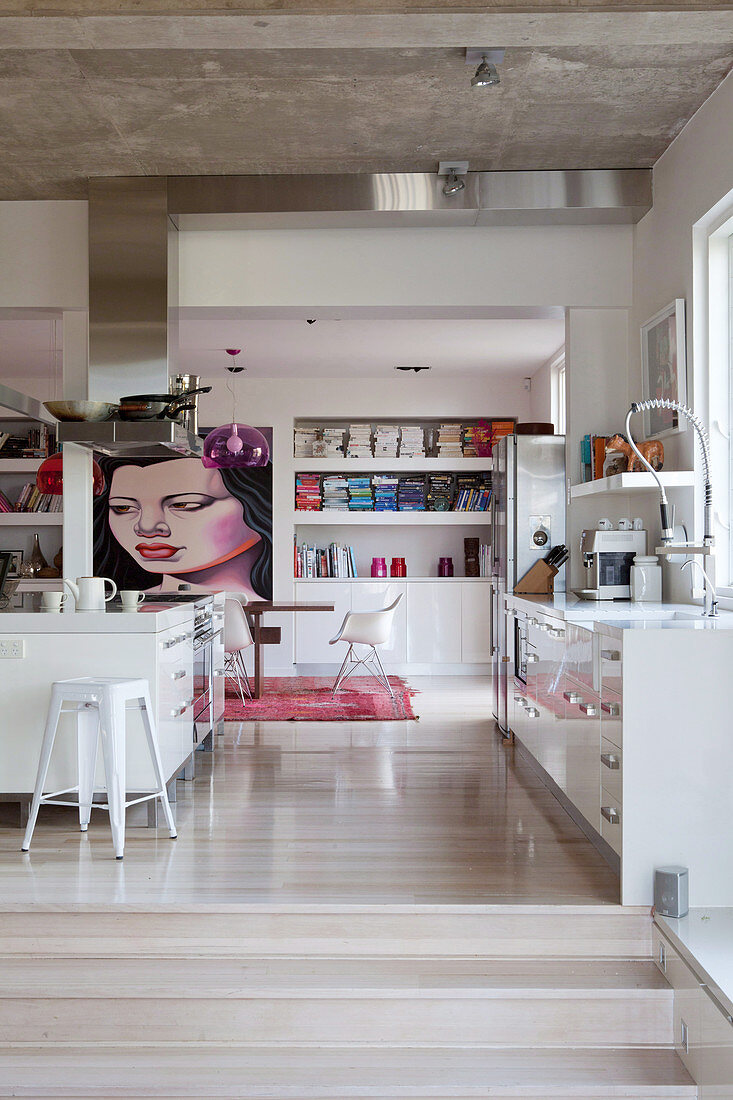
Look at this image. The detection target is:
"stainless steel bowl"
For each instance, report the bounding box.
[43,400,117,422]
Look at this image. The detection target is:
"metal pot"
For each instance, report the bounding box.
[118,386,211,421]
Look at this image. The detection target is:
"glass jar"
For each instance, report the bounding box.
[371,557,387,578]
[438,556,454,578]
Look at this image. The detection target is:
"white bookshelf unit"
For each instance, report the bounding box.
[0,421,62,584]
[290,417,503,671]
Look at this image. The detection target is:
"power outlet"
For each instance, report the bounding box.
[0,639,25,659]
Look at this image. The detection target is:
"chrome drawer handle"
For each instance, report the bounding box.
[161,636,181,650]
[601,649,621,662]
[171,669,186,681]
[563,690,582,704]
[548,628,565,639]
[214,669,227,678]
[525,707,540,718]
[170,697,194,717]
[601,701,620,716]
[601,752,620,770]
[579,702,598,716]
[534,622,549,632]
[526,653,539,663]
[601,805,620,824]
[528,617,538,626]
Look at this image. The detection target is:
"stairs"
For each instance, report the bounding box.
[0,905,697,1098]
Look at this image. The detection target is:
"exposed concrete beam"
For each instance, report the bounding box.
[2,11,733,50]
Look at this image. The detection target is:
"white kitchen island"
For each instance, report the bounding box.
[504,593,733,908]
[0,602,222,824]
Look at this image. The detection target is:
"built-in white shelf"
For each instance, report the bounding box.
[0,459,43,474]
[570,471,695,500]
[293,511,491,526]
[295,576,491,582]
[0,513,63,525]
[16,578,63,592]
[295,457,493,472]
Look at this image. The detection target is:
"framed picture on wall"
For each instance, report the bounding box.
[640,298,687,438]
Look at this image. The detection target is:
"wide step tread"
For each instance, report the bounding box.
[0,1045,697,1098]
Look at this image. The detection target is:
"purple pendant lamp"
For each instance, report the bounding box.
[202,349,270,469]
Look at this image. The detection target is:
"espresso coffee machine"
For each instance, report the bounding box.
[579,528,647,599]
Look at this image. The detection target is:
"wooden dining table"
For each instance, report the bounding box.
[245,600,335,698]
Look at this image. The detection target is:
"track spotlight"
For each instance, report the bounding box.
[471,55,500,88]
[442,172,465,197]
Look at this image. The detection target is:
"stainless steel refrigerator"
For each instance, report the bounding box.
[491,434,566,735]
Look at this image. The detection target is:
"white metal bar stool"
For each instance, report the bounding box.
[22,676,177,860]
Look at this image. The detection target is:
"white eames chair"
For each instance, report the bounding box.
[329,594,403,698]
[224,597,254,705]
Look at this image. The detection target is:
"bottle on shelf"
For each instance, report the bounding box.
[371,557,387,578]
[438,556,454,578]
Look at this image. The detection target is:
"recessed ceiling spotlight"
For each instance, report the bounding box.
[437,160,468,198]
[465,48,505,89]
[306,319,317,325]
[395,365,431,373]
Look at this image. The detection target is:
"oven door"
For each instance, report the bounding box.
[193,632,213,742]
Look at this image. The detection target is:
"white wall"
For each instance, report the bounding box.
[180,225,633,310]
[632,68,733,602]
[0,202,88,310]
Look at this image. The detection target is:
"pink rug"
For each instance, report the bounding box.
[224,676,418,721]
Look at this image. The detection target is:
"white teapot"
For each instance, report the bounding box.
[64,576,117,612]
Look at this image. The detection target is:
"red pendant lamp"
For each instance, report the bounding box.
[36,450,106,497]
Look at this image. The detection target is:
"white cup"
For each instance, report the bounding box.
[41,590,67,612]
[120,590,145,612]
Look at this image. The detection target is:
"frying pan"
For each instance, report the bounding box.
[118,386,211,421]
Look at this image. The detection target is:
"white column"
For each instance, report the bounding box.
[62,311,92,594]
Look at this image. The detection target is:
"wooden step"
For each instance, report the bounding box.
[0,905,653,959]
[0,958,672,1047]
[0,1045,697,1098]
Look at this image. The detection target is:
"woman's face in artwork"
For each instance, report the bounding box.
[108,459,260,575]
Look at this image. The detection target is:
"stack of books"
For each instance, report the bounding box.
[295,541,358,579]
[0,425,55,459]
[399,425,425,458]
[453,474,492,512]
[374,424,399,459]
[347,475,373,510]
[294,428,319,458]
[295,473,322,511]
[322,427,346,457]
[373,475,398,511]
[462,424,493,457]
[490,421,515,443]
[427,473,454,511]
[321,475,349,511]
[347,424,372,458]
[437,422,463,458]
[398,476,426,511]
[11,484,59,513]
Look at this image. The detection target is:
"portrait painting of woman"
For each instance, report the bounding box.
[93,452,272,602]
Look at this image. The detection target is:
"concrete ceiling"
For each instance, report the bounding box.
[175,317,566,379]
[1,9,732,199]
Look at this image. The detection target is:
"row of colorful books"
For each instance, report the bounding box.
[0,483,61,514]
[295,473,492,512]
[294,541,358,579]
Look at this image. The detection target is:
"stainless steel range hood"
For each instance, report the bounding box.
[57,420,203,458]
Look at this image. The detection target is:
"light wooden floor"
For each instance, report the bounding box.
[0,677,619,906]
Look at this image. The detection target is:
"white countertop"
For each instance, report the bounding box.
[507,592,733,633]
[0,603,194,633]
[657,908,733,1019]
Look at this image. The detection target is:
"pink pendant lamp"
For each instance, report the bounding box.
[202,349,270,469]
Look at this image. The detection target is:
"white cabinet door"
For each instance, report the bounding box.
[407,582,462,664]
[294,582,351,664]
[460,583,491,662]
[350,581,407,663]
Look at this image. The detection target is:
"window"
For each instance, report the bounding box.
[705,208,733,597]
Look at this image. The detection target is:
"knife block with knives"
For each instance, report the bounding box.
[514,545,569,595]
